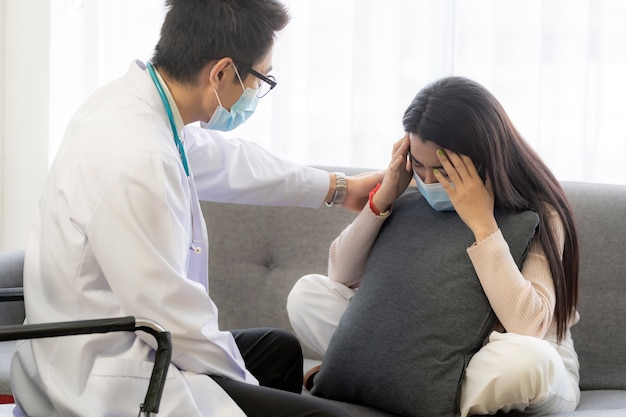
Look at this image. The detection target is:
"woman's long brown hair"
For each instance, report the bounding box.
[403,76,579,342]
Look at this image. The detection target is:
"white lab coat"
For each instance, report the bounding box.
[11,60,330,417]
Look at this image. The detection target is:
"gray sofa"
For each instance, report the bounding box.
[1,167,626,416]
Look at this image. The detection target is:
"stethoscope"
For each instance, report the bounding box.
[146,61,190,177]
[146,61,203,254]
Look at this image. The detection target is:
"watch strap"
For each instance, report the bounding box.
[325,172,347,207]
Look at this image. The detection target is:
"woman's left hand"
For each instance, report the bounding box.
[434,149,499,243]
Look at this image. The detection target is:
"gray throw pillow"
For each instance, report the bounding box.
[311,188,539,417]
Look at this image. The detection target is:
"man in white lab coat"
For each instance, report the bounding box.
[10,1,381,416]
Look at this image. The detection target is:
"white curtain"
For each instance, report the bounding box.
[49,0,626,184]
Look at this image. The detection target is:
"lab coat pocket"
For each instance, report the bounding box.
[88,357,176,416]
[91,356,175,380]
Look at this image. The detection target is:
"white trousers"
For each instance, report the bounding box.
[287,274,581,417]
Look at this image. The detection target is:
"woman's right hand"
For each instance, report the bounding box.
[371,135,412,213]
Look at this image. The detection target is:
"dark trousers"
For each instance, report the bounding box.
[210,328,350,417]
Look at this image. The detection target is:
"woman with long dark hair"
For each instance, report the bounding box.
[288,76,581,416]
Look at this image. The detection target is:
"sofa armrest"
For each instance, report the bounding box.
[0,251,25,326]
[0,288,23,303]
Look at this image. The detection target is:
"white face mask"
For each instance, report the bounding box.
[414,173,455,212]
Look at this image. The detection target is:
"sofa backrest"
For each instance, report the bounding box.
[201,200,357,360]
[2,176,625,388]
[561,182,626,390]
[205,178,626,385]
[201,166,366,360]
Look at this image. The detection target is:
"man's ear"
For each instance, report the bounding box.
[208,58,234,88]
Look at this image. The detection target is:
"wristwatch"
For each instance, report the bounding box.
[325,172,347,207]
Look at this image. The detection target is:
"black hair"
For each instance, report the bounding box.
[152,0,289,84]
[403,76,579,342]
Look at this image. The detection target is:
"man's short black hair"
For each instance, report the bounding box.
[152,0,289,84]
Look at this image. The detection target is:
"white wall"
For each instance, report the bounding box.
[1,1,51,250]
[1,0,625,252]
[0,1,4,249]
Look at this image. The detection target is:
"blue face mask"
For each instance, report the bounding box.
[201,64,259,131]
[414,173,455,212]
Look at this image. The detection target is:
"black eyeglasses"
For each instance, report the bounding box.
[235,62,277,98]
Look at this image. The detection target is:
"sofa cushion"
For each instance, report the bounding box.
[312,188,539,417]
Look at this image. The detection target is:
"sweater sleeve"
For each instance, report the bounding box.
[466,209,565,338]
[328,205,388,288]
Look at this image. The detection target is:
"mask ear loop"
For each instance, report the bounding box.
[212,61,246,108]
[213,89,224,107]
[232,62,247,92]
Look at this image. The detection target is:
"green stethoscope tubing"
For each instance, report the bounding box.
[146,61,190,176]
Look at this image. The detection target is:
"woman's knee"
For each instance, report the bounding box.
[287,274,354,356]
[499,335,559,382]
[477,333,562,395]
[287,274,350,323]
[462,334,567,415]
[287,275,321,310]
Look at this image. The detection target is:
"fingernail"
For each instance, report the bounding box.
[437,149,444,156]
[433,168,440,175]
